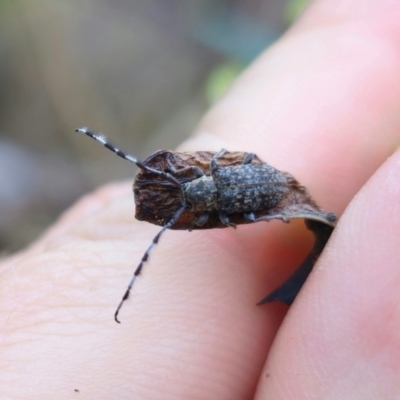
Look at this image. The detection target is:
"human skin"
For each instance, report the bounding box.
[2,0,400,398]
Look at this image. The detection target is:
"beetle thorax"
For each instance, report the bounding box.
[182,175,217,211]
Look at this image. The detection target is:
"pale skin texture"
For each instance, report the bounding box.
[2,0,400,398]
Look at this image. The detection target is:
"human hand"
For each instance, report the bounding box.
[2,1,400,398]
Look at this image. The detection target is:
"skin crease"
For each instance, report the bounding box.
[2,0,400,398]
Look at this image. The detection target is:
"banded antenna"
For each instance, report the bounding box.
[76,128,187,323]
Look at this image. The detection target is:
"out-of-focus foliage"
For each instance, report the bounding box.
[285,0,311,24]
[205,61,244,106]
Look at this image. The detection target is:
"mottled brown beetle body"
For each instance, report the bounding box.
[136,149,290,229]
[134,150,335,230]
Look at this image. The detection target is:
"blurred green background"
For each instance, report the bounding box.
[0,0,310,251]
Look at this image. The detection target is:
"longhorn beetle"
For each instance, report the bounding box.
[76,128,336,323]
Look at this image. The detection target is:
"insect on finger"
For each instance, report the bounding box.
[76,128,336,323]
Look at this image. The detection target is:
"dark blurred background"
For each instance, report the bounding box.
[0,0,310,252]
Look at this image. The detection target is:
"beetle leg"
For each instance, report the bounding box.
[211,148,227,173]
[166,158,204,178]
[244,212,256,221]
[242,153,256,165]
[195,213,209,226]
[219,212,236,229]
[188,213,209,231]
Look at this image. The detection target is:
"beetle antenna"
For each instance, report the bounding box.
[75,127,181,187]
[114,205,187,323]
